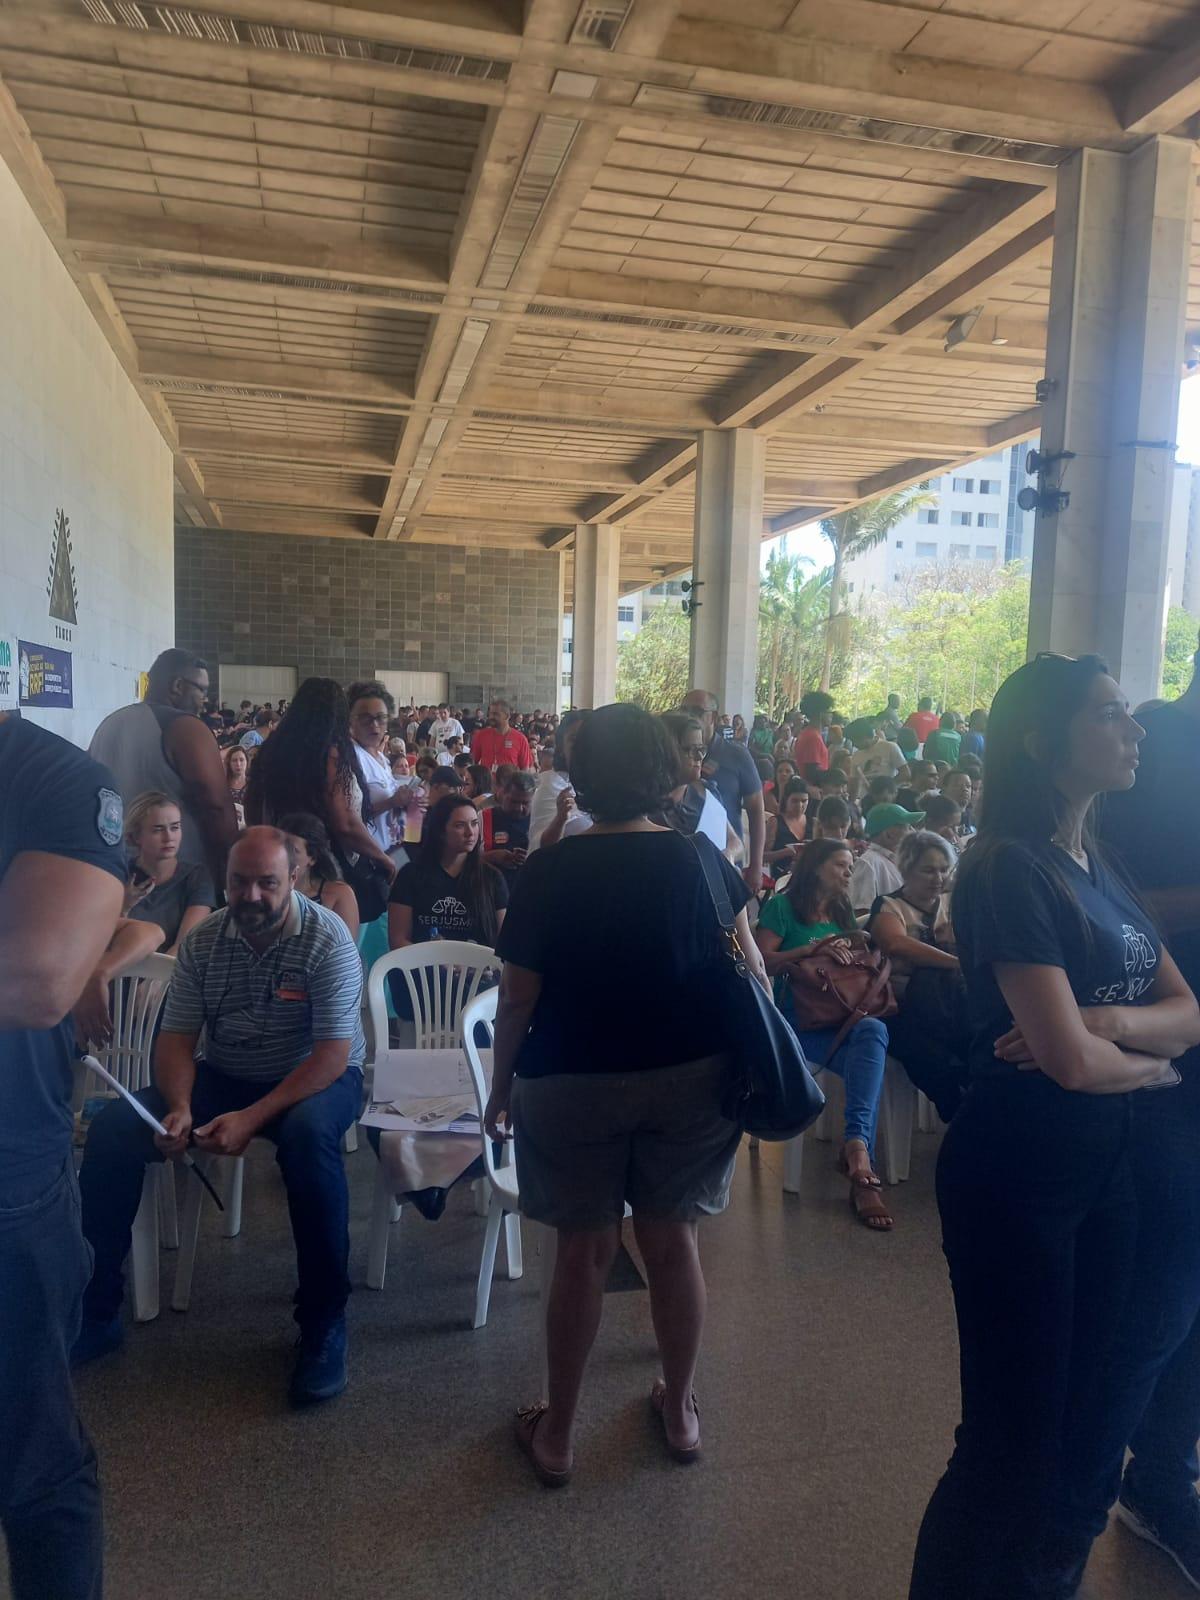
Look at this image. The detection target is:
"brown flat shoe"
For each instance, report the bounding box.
[514,1402,572,1488]
[650,1378,702,1464]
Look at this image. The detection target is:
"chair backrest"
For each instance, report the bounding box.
[461,988,501,1184]
[95,953,177,1092]
[366,942,498,1052]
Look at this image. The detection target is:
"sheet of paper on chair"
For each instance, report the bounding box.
[370,1047,489,1101]
[359,1094,477,1133]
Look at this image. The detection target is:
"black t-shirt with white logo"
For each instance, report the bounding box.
[952,838,1160,1083]
[0,717,126,1186]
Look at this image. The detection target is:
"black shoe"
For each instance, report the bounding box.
[1115,1485,1200,1592]
[289,1316,347,1406]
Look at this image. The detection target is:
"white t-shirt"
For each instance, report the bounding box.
[527,769,592,853]
[851,740,906,780]
[354,742,408,852]
[428,717,465,752]
[849,843,903,912]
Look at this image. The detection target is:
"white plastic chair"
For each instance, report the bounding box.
[363,942,499,1292]
[79,953,176,1322]
[782,1055,916,1193]
[460,988,523,1328]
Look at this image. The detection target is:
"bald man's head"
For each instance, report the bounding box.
[227,826,296,940]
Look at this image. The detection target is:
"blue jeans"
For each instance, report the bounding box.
[79,1061,361,1331]
[792,1017,888,1160]
[0,1158,102,1600]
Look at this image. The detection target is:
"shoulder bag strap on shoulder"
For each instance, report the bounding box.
[686,832,736,932]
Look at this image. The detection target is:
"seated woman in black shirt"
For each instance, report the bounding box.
[485,704,767,1485]
[763,778,810,880]
[909,654,1200,1600]
[388,795,507,951]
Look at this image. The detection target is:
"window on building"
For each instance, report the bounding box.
[979,478,1001,494]
[894,540,904,549]
[847,581,855,594]
[976,512,1000,529]
[617,604,635,623]
[952,476,974,493]
[951,510,972,527]
[917,509,939,525]
[975,544,998,562]
[949,543,970,561]
[563,639,572,654]
[561,671,572,687]
[915,541,938,559]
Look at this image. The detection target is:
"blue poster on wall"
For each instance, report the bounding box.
[18,640,73,708]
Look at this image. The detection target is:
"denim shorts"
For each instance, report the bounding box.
[511,1054,741,1231]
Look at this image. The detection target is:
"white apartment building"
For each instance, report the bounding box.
[843,444,1035,602]
[1168,461,1200,616]
[560,591,646,707]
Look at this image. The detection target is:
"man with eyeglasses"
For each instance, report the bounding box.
[89,647,239,888]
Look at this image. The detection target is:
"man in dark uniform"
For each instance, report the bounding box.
[0,710,125,1599]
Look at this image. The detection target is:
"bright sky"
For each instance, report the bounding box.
[765,373,1200,571]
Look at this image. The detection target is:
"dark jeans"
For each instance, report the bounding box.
[79,1061,361,1331]
[1062,1055,1200,1540]
[909,1080,1137,1600]
[0,1158,102,1600]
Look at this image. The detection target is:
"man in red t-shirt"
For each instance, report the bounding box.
[905,696,940,748]
[470,699,534,773]
[791,690,834,772]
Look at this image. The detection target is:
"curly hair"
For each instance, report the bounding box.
[245,676,361,831]
[569,703,678,822]
[345,680,395,716]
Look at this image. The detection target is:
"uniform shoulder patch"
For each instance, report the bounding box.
[96,787,124,846]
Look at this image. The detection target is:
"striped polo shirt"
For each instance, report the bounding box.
[161,893,364,1082]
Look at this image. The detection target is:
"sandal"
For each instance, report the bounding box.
[849,1172,894,1232]
[650,1378,702,1465]
[514,1402,572,1488]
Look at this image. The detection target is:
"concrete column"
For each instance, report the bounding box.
[1028,136,1194,706]
[688,428,765,719]
[571,522,619,707]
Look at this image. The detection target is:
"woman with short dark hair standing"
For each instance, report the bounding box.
[909,655,1200,1598]
[485,704,768,1485]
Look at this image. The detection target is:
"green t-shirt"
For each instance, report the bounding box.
[923,729,961,764]
[757,895,842,953]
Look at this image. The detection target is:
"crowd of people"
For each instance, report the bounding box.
[3,638,1200,1600]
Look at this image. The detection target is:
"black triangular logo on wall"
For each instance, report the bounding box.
[47,508,78,625]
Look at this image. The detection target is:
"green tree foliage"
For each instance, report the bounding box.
[1162,607,1200,701]
[614,603,692,712]
[838,565,1031,719]
[757,551,832,721]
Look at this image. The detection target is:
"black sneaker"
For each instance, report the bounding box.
[288,1316,347,1407]
[1115,1485,1200,1592]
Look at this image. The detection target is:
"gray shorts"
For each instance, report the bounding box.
[511,1055,741,1231]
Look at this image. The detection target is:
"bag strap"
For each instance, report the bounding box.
[824,957,893,1060]
[686,832,737,933]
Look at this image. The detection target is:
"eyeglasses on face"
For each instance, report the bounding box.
[354,710,388,724]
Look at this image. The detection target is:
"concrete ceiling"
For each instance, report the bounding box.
[1,0,1199,592]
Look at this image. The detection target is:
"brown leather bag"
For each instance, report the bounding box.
[787,934,897,1057]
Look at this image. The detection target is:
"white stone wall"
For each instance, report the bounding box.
[0,160,173,745]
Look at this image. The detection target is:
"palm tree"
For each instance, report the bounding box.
[818,486,938,690]
[758,551,832,720]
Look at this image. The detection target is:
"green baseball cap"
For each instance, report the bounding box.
[865,803,925,838]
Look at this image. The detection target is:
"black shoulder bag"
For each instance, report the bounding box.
[688,835,825,1141]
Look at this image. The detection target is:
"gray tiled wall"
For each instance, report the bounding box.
[175,528,563,708]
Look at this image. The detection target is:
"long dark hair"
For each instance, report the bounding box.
[783,837,855,930]
[245,677,362,829]
[959,653,1115,940]
[420,795,500,945]
[278,811,342,885]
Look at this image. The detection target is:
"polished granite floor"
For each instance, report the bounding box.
[15,1126,1193,1600]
